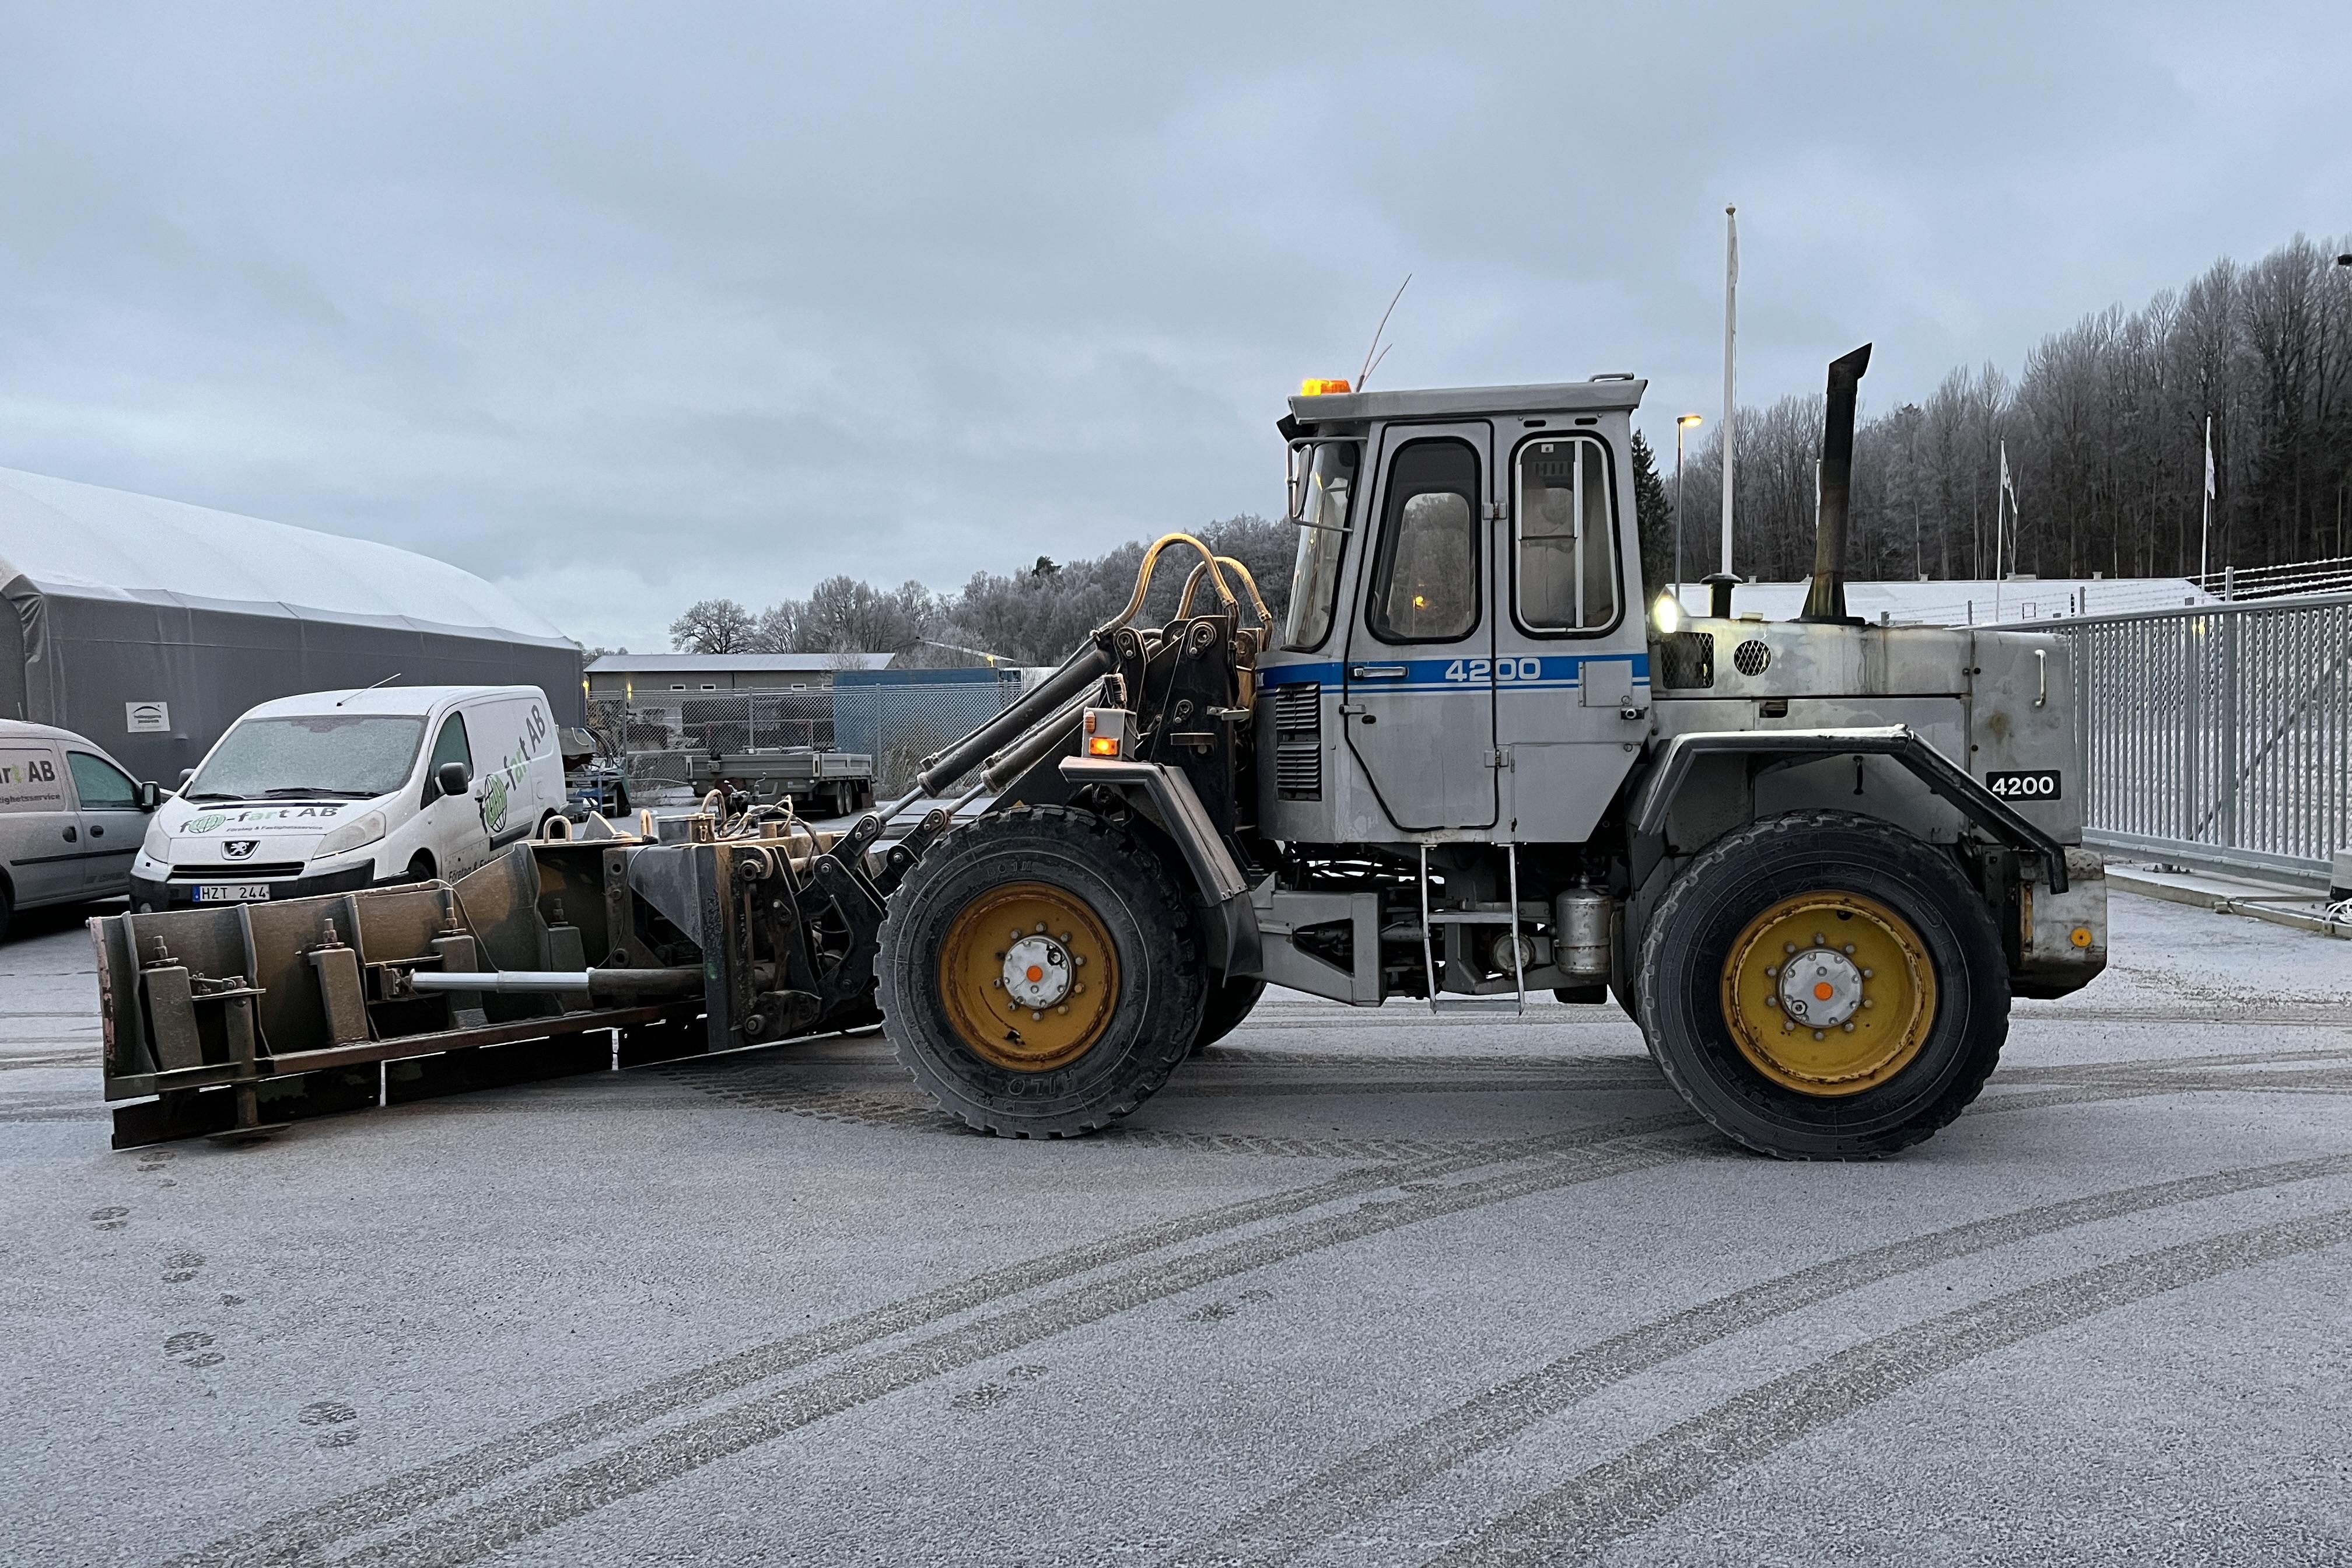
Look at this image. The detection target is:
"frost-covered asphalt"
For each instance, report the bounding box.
[2,891,2347,1567]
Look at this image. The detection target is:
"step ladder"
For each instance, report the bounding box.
[1419,841,1525,1016]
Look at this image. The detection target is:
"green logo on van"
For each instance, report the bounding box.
[185,813,228,834]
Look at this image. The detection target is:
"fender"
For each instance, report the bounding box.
[1632,724,2068,892]
[1057,755,1262,975]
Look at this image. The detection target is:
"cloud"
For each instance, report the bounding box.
[2,1,2344,650]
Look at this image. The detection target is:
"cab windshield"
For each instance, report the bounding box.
[1283,441,1359,650]
[184,715,427,802]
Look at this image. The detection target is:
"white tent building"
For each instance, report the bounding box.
[0,466,580,779]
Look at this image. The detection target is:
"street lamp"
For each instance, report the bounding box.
[1673,414,1704,600]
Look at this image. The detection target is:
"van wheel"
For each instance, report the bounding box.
[405,852,437,885]
[0,881,13,940]
[877,805,1205,1138]
[1637,810,2008,1160]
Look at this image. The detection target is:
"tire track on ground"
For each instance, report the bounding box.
[1167,1152,2352,1567]
[164,1114,1695,1568]
[164,1052,2352,1567]
[1427,1205,2352,1567]
[332,1133,1714,1568]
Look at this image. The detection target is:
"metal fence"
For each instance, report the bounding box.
[2066,591,2352,883]
[586,676,1025,797]
[834,674,1024,792]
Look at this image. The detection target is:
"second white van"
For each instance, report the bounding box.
[131,685,565,912]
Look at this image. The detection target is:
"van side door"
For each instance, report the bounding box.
[65,750,147,893]
[471,696,551,848]
[1490,422,1650,842]
[1,742,83,908]
[1340,424,1499,831]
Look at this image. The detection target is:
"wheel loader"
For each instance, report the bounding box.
[90,346,2106,1158]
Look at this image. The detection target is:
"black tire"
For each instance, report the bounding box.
[877,804,1206,1138]
[403,852,436,885]
[0,879,12,942]
[1637,810,2008,1160]
[1190,973,1266,1054]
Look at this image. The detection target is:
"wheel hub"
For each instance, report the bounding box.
[1002,935,1074,1009]
[1720,893,1936,1097]
[1776,946,1863,1029]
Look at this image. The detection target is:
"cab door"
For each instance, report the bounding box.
[1492,422,1649,842]
[419,709,493,878]
[1342,425,1497,831]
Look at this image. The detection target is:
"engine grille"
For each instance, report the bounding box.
[167,863,306,881]
[1656,631,1715,690]
[1271,682,1322,800]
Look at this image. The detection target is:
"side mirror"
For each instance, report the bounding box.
[177,767,197,788]
[138,780,161,811]
[435,761,473,798]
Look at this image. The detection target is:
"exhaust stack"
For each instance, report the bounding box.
[1799,343,1872,623]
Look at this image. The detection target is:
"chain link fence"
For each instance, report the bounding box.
[2065,591,2352,882]
[586,673,1025,799]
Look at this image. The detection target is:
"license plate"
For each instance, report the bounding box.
[1985,769,2062,801]
[192,883,275,903]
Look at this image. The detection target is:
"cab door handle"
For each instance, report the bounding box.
[90,825,104,837]
[64,825,78,842]
[1349,665,1408,679]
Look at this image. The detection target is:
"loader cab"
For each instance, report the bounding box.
[1261,378,1653,848]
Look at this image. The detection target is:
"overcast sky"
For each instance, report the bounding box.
[4,2,2346,651]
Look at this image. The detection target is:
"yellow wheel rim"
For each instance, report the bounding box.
[1720,891,1936,1097]
[937,881,1120,1072]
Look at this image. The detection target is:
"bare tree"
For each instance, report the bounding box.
[668,598,757,653]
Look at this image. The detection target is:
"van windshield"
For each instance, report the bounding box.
[183,716,426,802]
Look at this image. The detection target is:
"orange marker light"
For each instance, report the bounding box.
[1026,965,1045,983]
[1087,735,1121,757]
[1814,981,1836,1000]
[1298,377,1353,396]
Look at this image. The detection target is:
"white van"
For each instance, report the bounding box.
[1,718,160,933]
[131,686,565,912]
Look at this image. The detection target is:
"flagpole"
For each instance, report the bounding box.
[2200,414,2213,587]
[1719,206,1738,582]
[1993,440,2006,623]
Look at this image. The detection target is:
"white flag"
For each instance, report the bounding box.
[2204,418,2216,499]
[1999,442,2015,509]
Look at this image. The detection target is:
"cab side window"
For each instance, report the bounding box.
[66,752,139,809]
[430,713,473,776]
[1516,436,1619,633]
[1367,439,1480,644]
